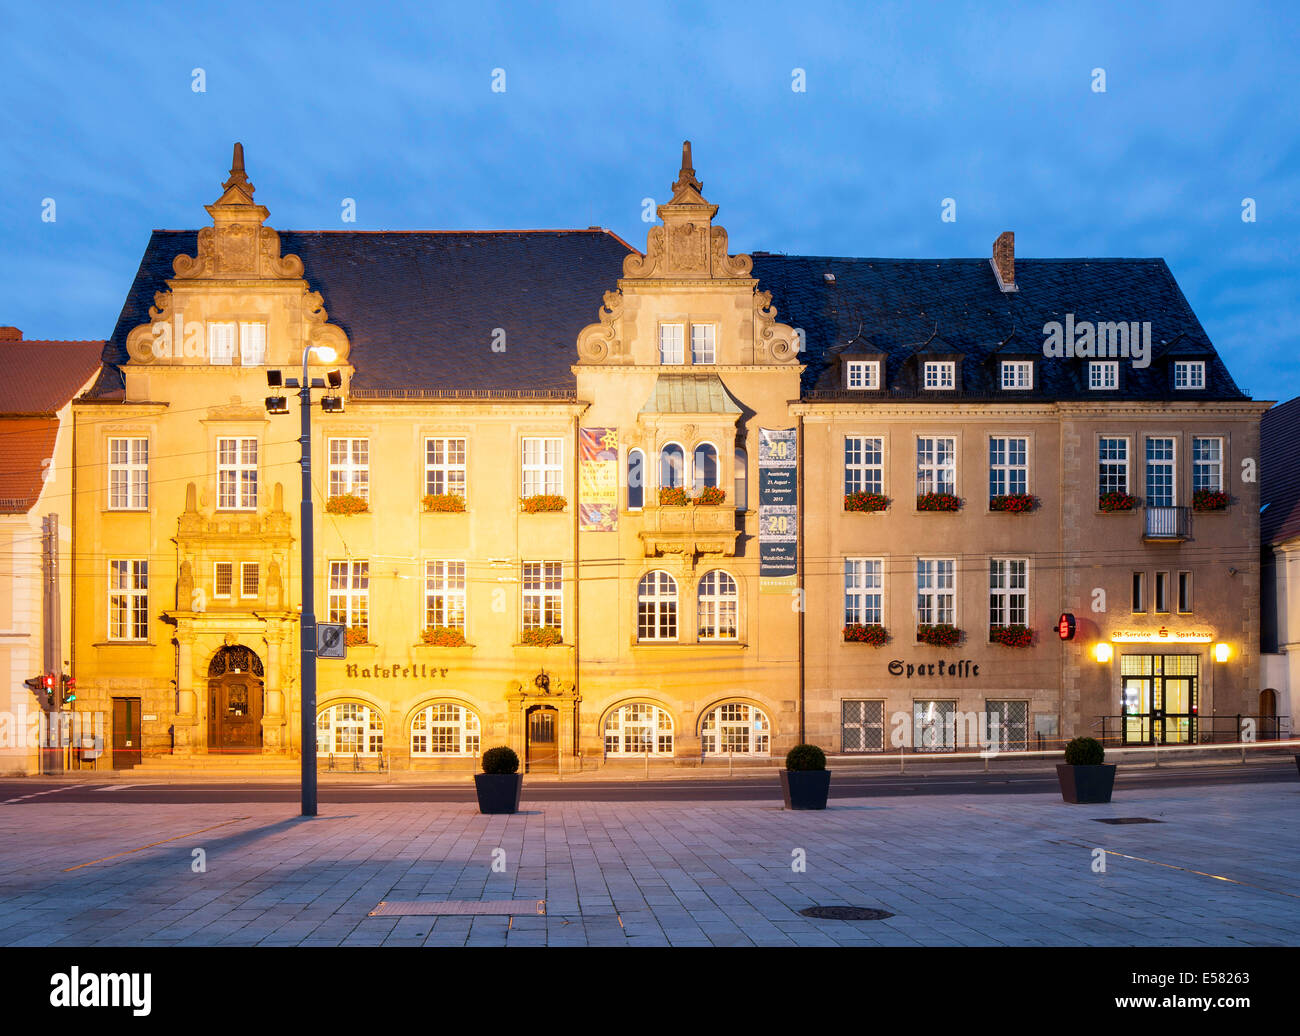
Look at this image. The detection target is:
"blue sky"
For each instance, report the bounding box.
[2,0,1297,399]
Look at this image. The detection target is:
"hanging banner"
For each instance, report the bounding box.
[758,427,797,592]
[578,427,619,531]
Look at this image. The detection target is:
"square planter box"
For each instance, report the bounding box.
[474,773,523,814]
[780,769,831,810]
[1056,763,1116,804]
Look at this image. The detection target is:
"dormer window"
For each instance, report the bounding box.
[923,361,955,390]
[1173,360,1206,390]
[691,325,716,365]
[208,320,267,366]
[1088,361,1119,390]
[659,324,685,365]
[1000,360,1033,390]
[845,360,880,390]
[208,322,236,365]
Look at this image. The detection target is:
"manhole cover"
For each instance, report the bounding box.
[1092,817,1163,825]
[800,906,894,921]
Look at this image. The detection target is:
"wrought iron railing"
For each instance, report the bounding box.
[1144,505,1189,538]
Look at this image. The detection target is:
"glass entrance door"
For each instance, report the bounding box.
[1122,678,1153,744]
[1120,654,1199,745]
[1160,677,1193,744]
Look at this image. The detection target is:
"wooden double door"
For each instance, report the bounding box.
[208,675,264,753]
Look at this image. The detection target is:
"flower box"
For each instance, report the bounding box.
[845,492,890,513]
[843,623,889,645]
[520,494,566,513]
[421,626,467,647]
[916,623,962,646]
[989,624,1034,647]
[1098,492,1136,512]
[325,493,369,515]
[344,625,369,647]
[1192,490,1230,511]
[696,485,726,505]
[520,626,562,647]
[989,493,1038,514]
[658,487,689,506]
[916,492,961,512]
[422,493,466,513]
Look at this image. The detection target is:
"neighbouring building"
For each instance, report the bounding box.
[0,329,103,774]
[1261,395,1299,736]
[65,142,1268,772]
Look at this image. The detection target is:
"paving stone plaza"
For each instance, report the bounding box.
[1,781,1297,947]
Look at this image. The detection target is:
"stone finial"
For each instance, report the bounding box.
[223,141,255,197]
[672,140,703,195]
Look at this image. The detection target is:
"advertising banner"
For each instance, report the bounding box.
[758,427,797,592]
[578,427,619,531]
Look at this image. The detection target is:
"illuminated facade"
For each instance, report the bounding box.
[66,143,1267,772]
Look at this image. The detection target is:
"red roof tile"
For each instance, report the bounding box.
[0,340,103,415]
[0,418,59,513]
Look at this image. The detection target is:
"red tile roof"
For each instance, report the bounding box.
[1261,395,1300,546]
[0,339,103,415]
[0,418,59,514]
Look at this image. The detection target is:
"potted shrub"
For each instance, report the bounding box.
[917,623,962,647]
[843,623,889,645]
[422,493,466,513]
[1192,489,1230,511]
[916,491,961,512]
[780,744,830,810]
[844,491,890,512]
[1056,736,1117,804]
[989,493,1037,513]
[325,492,369,515]
[1098,491,1136,512]
[475,746,523,814]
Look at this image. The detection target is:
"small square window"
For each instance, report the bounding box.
[241,562,260,599]
[690,325,715,364]
[1000,361,1032,390]
[845,360,880,390]
[214,562,233,599]
[1088,361,1119,390]
[1173,361,1206,390]
[659,324,684,365]
[923,361,955,390]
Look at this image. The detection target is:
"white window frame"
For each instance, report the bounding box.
[425,560,467,631]
[844,436,884,496]
[637,570,678,641]
[108,559,149,641]
[410,703,481,757]
[1098,436,1130,496]
[522,561,562,632]
[521,437,563,498]
[1192,436,1223,493]
[328,560,369,632]
[216,437,258,511]
[1145,437,1176,508]
[659,442,686,490]
[316,703,384,756]
[916,558,955,626]
[108,437,149,510]
[1000,360,1033,390]
[923,361,955,390]
[916,436,956,496]
[240,562,259,599]
[214,561,233,599]
[1173,361,1206,390]
[604,703,674,755]
[207,321,236,365]
[1088,361,1119,390]
[690,324,716,365]
[988,436,1028,499]
[659,323,685,365]
[845,360,880,390]
[238,321,267,366]
[424,437,467,499]
[328,438,370,500]
[692,442,719,492]
[989,558,1028,628]
[845,558,884,626]
[697,570,739,641]
[701,703,770,755]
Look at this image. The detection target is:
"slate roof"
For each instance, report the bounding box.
[640,374,743,415]
[0,340,104,414]
[1261,395,1300,546]
[90,231,1248,404]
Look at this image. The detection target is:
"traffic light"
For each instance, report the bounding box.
[44,672,60,710]
[24,674,52,711]
[61,673,76,706]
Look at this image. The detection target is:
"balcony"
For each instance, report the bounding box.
[1143,505,1189,541]
[638,503,738,558]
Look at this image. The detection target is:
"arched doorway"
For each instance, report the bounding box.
[207,645,264,754]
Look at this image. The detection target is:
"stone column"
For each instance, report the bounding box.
[174,627,197,756]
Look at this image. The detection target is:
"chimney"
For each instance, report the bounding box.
[991,231,1017,292]
[0,327,22,341]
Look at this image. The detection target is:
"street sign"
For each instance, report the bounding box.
[1057,613,1076,641]
[317,623,347,659]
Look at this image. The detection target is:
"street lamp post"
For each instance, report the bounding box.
[268,344,340,817]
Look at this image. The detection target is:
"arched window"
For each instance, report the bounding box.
[734,447,748,510]
[637,570,678,640]
[697,570,739,640]
[627,448,645,509]
[701,703,771,755]
[316,703,384,756]
[604,703,674,755]
[693,443,719,491]
[410,702,482,757]
[659,443,685,489]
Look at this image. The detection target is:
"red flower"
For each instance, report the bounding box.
[916,624,962,646]
[989,624,1034,648]
[917,492,961,512]
[845,492,890,512]
[1098,492,1136,512]
[989,493,1037,513]
[843,624,889,645]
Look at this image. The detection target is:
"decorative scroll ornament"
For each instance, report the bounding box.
[208,644,265,678]
[755,290,800,363]
[576,290,625,363]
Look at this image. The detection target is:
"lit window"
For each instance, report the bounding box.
[107,437,148,509]
[216,438,258,510]
[522,437,563,497]
[1000,361,1032,390]
[108,560,149,641]
[844,436,884,496]
[328,438,369,501]
[989,558,1028,628]
[207,322,236,365]
[604,703,674,755]
[424,437,467,500]
[923,361,955,389]
[238,321,267,366]
[916,558,955,625]
[425,560,467,630]
[328,560,369,634]
[845,558,883,626]
[1173,361,1206,390]
[637,570,678,641]
[240,562,259,599]
[691,324,715,364]
[916,437,956,496]
[1088,361,1119,390]
[659,324,684,365]
[1192,437,1223,492]
[316,703,384,756]
[697,570,738,640]
[989,437,1028,499]
[410,703,480,756]
[214,562,233,599]
[845,360,880,390]
[522,561,562,632]
[1098,437,1129,496]
[701,703,770,755]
